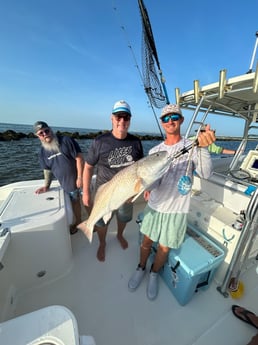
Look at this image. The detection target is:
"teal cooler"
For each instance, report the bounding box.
[157,225,225,305]
[146,225,225,305]
[136,213,225,306]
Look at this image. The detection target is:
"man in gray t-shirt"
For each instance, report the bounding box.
[82,100,143,261]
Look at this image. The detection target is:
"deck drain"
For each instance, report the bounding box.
[37,270,46,278]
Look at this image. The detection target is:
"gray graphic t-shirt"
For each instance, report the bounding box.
[86,131,143,189]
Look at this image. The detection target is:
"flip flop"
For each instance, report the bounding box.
[232,305,258,329]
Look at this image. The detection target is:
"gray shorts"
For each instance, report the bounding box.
[95,202,133,227]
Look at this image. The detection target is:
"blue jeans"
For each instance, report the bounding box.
[68,188,82,201]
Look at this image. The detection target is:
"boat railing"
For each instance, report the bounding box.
[177,31,258,299]
[210,171,255,191]
[217,186,258,297]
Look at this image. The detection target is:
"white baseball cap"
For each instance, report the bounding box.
[160,104,182,118]
[112,100,131,116]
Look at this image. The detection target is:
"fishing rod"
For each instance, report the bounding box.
[112,1,170,139]
[112,5,164,137]
[137,0,170,105]
[172,139,198,160]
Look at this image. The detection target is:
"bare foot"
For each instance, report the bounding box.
[117,235,128,249]
[97,244,106,262]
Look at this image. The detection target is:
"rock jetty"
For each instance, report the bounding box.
[0,129,163,141]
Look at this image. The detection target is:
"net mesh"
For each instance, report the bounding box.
[138,0,167,108]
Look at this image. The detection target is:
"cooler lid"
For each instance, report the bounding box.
[168,227,224,276]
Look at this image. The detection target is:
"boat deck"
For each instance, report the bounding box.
[11,201,258,345]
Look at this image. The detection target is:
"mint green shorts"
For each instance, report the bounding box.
[140,205,187,249]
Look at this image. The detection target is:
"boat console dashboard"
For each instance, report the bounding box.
[240,150,258,181]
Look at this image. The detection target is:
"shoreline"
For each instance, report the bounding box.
[0,129,242,142]
[0,129,163,142]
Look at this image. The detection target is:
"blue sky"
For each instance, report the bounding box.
[0,0,257,135]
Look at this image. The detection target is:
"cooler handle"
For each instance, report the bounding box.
[196,270,211,289]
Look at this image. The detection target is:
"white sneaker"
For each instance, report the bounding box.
[147,271,159,300]
[128,265,145,291]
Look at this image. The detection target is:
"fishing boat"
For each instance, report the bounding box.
[1,66,258,345]
[1,0,258,342]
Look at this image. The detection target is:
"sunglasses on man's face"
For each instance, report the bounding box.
[37,128,50,137]
[161,114,181,123]
[114,114,131,121]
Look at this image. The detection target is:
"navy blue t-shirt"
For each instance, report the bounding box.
[86,131,143,189]
[39,135,82,193]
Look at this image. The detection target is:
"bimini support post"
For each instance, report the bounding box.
[253,61,258,93]
[247,31,258,73]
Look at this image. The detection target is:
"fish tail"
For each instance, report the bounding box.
[77,220,93,243]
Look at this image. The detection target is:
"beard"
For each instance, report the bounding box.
[41,135,60,153]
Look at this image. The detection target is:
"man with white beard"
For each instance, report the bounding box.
[34,121,84,235]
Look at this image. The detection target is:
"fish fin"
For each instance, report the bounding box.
[134,178,143,193]
[77,220,93,243]
[131,178,144,202]
[103,212,112,224]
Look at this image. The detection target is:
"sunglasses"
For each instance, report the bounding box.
[161,114,181,123]
[37,128,50,137]
[114,114,131,121]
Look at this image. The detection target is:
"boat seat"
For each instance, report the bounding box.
[0,305,96,345]
[189,190,239,242]
[188,190,244,282]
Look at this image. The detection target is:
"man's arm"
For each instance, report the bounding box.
[82,162,94,208]
[75,152,84,189]
[195,124,216,179]
[222,148,236,155]
[35,169,52,194]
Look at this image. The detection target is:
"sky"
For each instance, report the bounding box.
[0,0,257,136]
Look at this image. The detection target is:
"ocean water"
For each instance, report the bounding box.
[0,122,255,187]
[0,123,161,187]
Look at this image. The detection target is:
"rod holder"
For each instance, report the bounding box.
[194,80,200,104]
[175,88,180,105]
[219,69,227,99]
